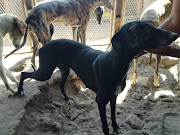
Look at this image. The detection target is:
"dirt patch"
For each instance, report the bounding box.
[15,78,180,135]
[1,53,180,135]
[15,80,104,135]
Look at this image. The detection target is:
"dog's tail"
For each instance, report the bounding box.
[5,24,29,59]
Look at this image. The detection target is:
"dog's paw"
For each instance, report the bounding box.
[65,98,74,105]
[14,90,24,96]
[113,129,122,135]
[113,125,122,135]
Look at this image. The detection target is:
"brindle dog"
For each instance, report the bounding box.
[132,0,173,87]
[5,0,112,70]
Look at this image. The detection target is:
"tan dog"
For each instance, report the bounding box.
[0,14,26,94]
[132,0,173,87]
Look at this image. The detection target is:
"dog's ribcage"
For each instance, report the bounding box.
[29,1,92,27]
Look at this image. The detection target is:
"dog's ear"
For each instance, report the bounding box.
[111,31,123,51]
[13,18,27,34]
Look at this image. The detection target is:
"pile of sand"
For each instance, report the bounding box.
[0,54,180,135]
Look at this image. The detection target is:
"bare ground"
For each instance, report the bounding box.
[0,50,180,135]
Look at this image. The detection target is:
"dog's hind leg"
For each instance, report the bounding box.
[148,53,153,68]
[50,23,54,37]
[18,67,52,94]
[79,23,88,44]
[30,32,39,70]
[58,65,73,105]
[18,64,55,94]
[18,50,56,94]
[0,62,17,93]
[72,27,79,41]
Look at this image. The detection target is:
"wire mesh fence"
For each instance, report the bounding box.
[0,0,157,55]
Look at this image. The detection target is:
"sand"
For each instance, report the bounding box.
[0,52,180,135]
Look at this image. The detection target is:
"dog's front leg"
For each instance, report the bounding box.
[79,24,88,44]
[4,67,18,85]
[0,62,17,94]
[110,96,121,134]
[96,96,110,135]
[132,58,138,86]
[0,36,17,94]
[72,27,79,41]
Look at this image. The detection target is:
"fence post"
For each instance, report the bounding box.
[113,0,126,35]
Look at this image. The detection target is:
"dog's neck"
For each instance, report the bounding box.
[96,49,134,90]
[101,49,135,77]
[78,0,102,14]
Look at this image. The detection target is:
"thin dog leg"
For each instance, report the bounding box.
[0,62,17,93]
[4,67,18,85]
[50,23,54,36]
[110,76,127,134]
[72,27,79,41]
[148,53,153,68]
[132,58,138,86]
[110,96,120,134]
[154,54,161,87]
[79,24,88,44]
[18,50,56,94]
[18,67,55,94]
[97,97,109,135]
[0,37,17,93]
[30,32,39,70]
[58,65,73,105]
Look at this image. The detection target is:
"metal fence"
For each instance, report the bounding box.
[0,0,156,55]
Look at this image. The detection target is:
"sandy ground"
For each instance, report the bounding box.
[0,47,180,135]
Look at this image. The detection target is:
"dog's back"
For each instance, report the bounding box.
[26,0,87,26]
[40,39,103,91]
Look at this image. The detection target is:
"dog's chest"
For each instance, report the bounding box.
[115,85,122,96]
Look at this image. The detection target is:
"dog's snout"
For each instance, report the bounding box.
[170,32,179,40]
[168,32,179,44]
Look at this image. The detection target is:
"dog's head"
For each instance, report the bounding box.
[111,21,179,55]
[9,17,26,48]
[94,7,104,25]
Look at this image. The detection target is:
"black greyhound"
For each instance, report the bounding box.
[17,21,179,135]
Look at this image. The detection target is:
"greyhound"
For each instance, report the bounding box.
[132,0,173,87]
[0,14,26,94]
[5,0,112,70]
[16,21,179,135]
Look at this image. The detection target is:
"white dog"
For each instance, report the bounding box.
[0,14,26,94]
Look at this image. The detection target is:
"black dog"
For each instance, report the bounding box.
[17,21,179,135]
